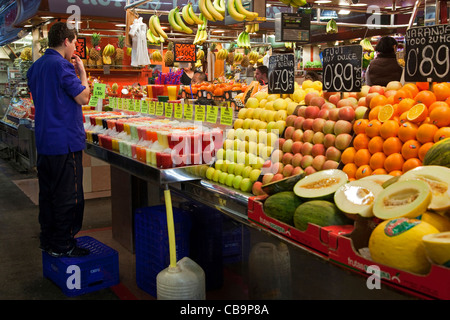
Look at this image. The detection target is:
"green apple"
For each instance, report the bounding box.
[240,177,253,193]
[224,139,234,150]
[212,169,222,182]
[216,148,225,160]
[227,162,236,174]
[241,166,253,179]
[199,165,209,178]
[218,171,228,184]
[215,159,224,171]
[252,156,265,169]
[225,173,235,187]
[205,167,215,180]
[235,128,245,140]
[236,151,246,165]
[249,169,261,182]
[232,175,243,189]
[226,128,235,140]
[248,141,258,155]
[234,163,245,176]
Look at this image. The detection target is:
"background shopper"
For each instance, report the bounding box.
[254,65,269,85]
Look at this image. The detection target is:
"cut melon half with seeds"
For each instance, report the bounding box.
[422,232,450,267]
[373,179,432,220]
[293,169,348,200]
[334,179,384,217]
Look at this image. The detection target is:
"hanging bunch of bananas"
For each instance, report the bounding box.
[216,48,229,60]
[234,52,244,63]
[278,0,307,8]
[248,51,259,64]
[151,50,163,62]
[198,0,225,22]
[326,19,338,34]
[227,0,258,22]
[102,44,115,65]
[237,31,251,49]
[168,7,193,34]
[245,23,259,33]
[181,2,204,25]
[284,42,295,49]
[197,48,205,60]
[360,38,374,51]
[149,15,168,43]
[193,14,208,45]
[147,29,163,45]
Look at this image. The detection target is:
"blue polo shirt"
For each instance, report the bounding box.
[27,49,86,155]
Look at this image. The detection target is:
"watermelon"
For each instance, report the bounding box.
[293,200,353,231]
[263,191,303,226]
[423,137,450,167]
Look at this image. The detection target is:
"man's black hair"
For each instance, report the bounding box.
[256,65,268,75]
[375,36,398,54]
[48,22,77,48]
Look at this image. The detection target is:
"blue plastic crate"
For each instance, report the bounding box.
[42,236,119,297]
[135,205,191,297]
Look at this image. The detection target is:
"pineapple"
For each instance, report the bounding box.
[89,33,102,69]
[164,42,174,67]
[114,35,125,68]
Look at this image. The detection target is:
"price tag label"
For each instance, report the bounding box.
[141,100,149,114]
[127,99,133,111]
[134,99,141,112]
[155,102,164,116]
[117,98,123,110]
[92,83,106,98]
[88,96,98,107]
[110,97,116,109]
[148,101,155,115]
[405,24,450,82]
[268,54,295,94]
[206,105,218,124]
[322,45,363,92]
[165,102,173,118]
[220,106,234,126]
[174,43,196,62]
[174,103,183,119]
[195,105,205,122]
[184,104,193,120]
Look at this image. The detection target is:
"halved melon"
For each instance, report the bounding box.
[293,169,348,200]
[398,165,450,211]
[373,180,432,220]
[422,232,450,267]
[360,174,393,186]
[334,180,384,218]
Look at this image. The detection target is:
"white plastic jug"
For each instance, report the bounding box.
[156,257,206,300]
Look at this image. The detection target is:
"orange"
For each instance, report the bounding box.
[370,94,388,109]
[342,162,357,179]
[429,105,450,127]
[402,158,422,173]
[353,133,370,150]
[434,127,450,142]
[369,152,387,170]
[416,82,430,91]
[368,106,381,121]
[398,111,409,124]
[418,142,434,161]
[354,148,371,167]
[384,153,405,173]
[401,139,421,159]
[368,136,385,154]
[432,82,450,101]
[406,103,428,123]
[365,119,382,138]
[393,89,413,104]
[341,147,356,164]
[389,170,403,176]
[416,123,439,143]
[377,104,397,122]
[355,165,373,180]
[397,98,416,115]
[403,83,419,98]
[398,121,418,142]
[383,136,403,155]
[379,119,400,139]
[428,101,450,113]
[447,96,450,106]
[372,168,388,175]
[414,90,436,108]
[353,119,369,134]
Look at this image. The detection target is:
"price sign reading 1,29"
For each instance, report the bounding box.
[405,24,450,82]
[322,45,363,93]
[268,54,295,94]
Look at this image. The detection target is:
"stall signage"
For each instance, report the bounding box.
[165,102,173,118]
[174,103,183,119]
[155,102,164,116]
[141,100,149,114]
[148,101,155,115]
[206,105,218,124]
[75,37,87,59]
[174,43,196,63]
[184,104,193,120]
[405,24,450,82]
[268,54,295,94]
[92,83,106,98]
[220,106,233,126]
[195,105,205,122]
[322,45,363,92]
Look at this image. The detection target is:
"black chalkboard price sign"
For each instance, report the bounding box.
[268,54,295,94]
[405,24,450,82]
[322,44,363,92]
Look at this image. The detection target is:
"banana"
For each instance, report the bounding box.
[197,49,205,60]
[168,8,183,32]
[149,16,159,37]
[213,0,225,15]
[188,3,204,25]
[147,29,157,44]
[234,0,258,21]
[199,0,214,21]
[227,0,245,22]
[182,4,195,25]
[206,0,224,20]
[174,7,193,33]
[290,0,307,7]
[152,15,168,39]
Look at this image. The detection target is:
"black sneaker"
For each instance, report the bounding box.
[50,246,90,258]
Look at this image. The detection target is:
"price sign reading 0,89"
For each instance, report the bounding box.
[322,45,363,93]
[405,24,450,82]
[268,54,295,94]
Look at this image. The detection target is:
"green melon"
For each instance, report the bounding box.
[293,200,353,231]
[293,169,348,200]
[263,191,303,226]
[423,137,450,167]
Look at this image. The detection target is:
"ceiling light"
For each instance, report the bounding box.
[115,24,126,27]
[315,0,332,3]
[338,9,351,14]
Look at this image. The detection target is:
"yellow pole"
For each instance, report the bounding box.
[164,187,177,268]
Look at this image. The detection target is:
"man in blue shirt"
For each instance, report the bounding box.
[27,22,90,257]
